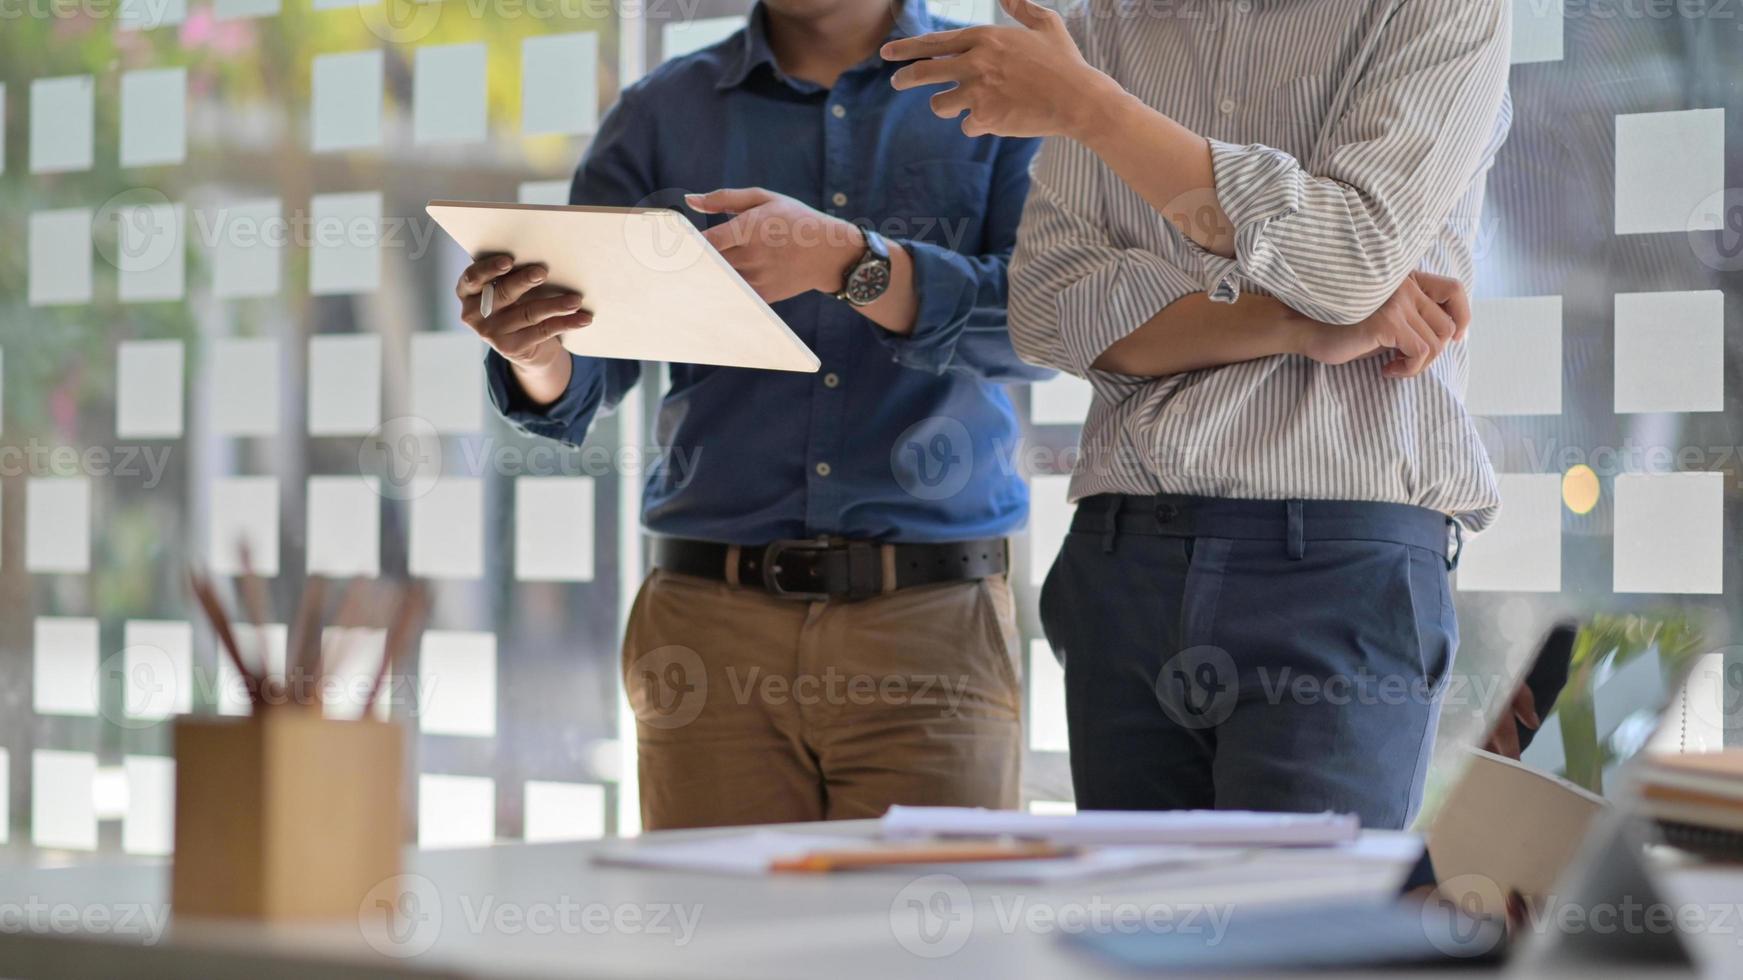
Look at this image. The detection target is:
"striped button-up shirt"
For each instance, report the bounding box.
[1009,0,1514,530]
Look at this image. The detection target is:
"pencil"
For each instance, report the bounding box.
[362,582,429,717]
[189,570,260,708]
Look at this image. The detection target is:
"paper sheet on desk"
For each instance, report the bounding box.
[593,829,1234,883]
[595,830,849,876]
[881,806,1360,847]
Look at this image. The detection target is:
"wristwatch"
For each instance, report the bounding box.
[833,229,892,307]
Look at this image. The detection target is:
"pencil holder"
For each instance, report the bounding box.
[171,708,405,921]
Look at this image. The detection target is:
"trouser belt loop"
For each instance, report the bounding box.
[1447,519,1464,572]
[724,545,742,586]
[1285,500,1305,561]
[1101,495,1125,553]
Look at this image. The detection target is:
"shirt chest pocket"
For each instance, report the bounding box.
[1260,74,1332,166]
[881,158,994,253]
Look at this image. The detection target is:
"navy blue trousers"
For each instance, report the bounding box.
[1038,494,1461,830]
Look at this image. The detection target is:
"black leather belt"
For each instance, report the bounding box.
[652,536,1008,602]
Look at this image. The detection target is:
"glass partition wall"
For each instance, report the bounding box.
[1,0,1739,857]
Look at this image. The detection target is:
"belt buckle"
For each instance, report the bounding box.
[762,538,833,601]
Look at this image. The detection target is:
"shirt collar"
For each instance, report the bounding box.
[713,1,933,91]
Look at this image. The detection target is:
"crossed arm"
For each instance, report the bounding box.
[888,0,1507,381]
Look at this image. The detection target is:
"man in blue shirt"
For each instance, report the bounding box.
[453,0,1045,829]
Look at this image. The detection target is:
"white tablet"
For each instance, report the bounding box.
[426,200,820,373]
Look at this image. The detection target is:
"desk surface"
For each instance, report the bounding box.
[0,822,1733,980]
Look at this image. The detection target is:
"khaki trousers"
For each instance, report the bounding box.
[622,568,1023,831]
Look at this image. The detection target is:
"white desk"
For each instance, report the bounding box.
[0,822,1732,979]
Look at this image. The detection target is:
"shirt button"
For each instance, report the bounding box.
[831,191,848,207]
[823,372,840,388]
[815,462,832,477]
[1235,0,1252,11]
[1218,97,1237,115]
[831,104,846,119]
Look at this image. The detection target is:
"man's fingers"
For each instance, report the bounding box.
[930,87,972,120]
[1517,688,1541,729]
[490,264,549,309]
[684,187,774,215]
[1415,292,1457,342]
[701,217,751,252]
[457,254,513,299]
[490,293,584,335]
[891,58,969,91]
[999,0,1060,30]
[1413,272,1473,339]
[881,28,976,63]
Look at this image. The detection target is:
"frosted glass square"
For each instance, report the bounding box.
[309,192,383,295]
[117,202,186,302]
[122,756,176,856]
[1614,290,1724,414]
[1510,0,1562,63]
[311,50,383,151]
[29,208,93,307]
[522,33,599,135]
[1028,639,1067,752]
[30,76,94,174]
[120,68,187,167]
[117,339,185,438]
[1456,473,1561,592]
[411,478,483,579]
[26,477,90,573]
[31,750,98,851]
[322,627,392,721]
[214,0,279,17]
[414,43,487,144]
[308,334,381,436]
[518,180,569,205]
[1615,109,1725,235]
[34,617,99,717]
[123,620,194,720]
[515,477,594,582]
[1613,473,1723,594]
[523,781,606,842]
[1027,474,1072,584]
[209,476,278,575]
[1466,296,1562,416]
[306,476,381,576]
[418,774,495,849]
[210,338,280,436]
[1030,374,1093,425]
[210,198,284,298]
[418,630,497,737]
[219,623,287,715]
[118,0,186,30]
[411,333,484,433]
[661,17,742,60]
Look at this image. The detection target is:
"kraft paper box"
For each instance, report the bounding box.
[172,710,404,921]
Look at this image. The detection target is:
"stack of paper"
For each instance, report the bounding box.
[880,806,1361,847]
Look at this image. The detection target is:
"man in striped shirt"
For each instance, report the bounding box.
[884,0,1511,827]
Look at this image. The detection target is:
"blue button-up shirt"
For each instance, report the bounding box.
[486,2,1046,545]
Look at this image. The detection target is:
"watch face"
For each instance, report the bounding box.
[846,261,891,305]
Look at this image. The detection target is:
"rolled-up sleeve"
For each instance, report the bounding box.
[1192,0,1511,324]
[1008,134,1201,402]
[876,134,1053,382]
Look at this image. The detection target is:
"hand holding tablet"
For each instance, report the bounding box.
[430,201,820,373]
